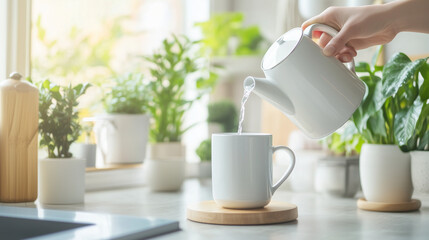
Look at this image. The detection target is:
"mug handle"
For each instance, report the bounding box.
[271,146,296,194]
[303,23,356,73]
[93,119,117,164]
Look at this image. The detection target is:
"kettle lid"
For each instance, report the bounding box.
[262,28,302,70]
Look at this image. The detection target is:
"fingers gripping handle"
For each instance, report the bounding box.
[271,146,296,194]
[303,23,356,73]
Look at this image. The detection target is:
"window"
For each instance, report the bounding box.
[29,0,209,162]
[0,0,31,80]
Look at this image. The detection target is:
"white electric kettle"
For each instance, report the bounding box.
[246,23,365,139]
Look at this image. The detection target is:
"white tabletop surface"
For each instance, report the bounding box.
[11,179,429,240]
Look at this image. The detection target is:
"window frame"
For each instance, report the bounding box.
[0,0,32,80]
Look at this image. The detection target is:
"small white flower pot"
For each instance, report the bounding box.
[199,161,212,179]
[38,158,85,204]
[411,151,429,194]
[144,143,186,191]
[360,144,413,203]
[144,158,185,191]
[315,155,360,198]
[71,143,97,167]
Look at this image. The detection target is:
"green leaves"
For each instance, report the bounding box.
[208,100,238,132]
[39,80,91,158]
[352,75,386,134]
[145,35,214,143]
[196,139,211,162]
[322,122,364,156]
[352,52,429,151]
[394,99,423,146]
[355,62,371,73]
[381,53,427,97]
[195,12,266,57]
[104,73,149,114]
[420,63,429,101]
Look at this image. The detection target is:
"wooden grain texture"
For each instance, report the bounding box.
[0,79,38,202]
[86,163,142,172]
[187,200,298,225]
[357,198,421,212]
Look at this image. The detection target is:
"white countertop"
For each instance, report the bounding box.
[9,179,429,240]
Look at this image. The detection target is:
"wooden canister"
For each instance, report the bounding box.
[0,72,38,202]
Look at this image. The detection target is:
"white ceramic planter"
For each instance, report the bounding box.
[315,155,360,198]
[144,159,186,191]
[38,158,85,204]
[199,161,212,179]
[411,151,429,194]
[144,143,186,191]
[94,114,150,164]
[360,144,413,203]
[71,143,97,167]
[149,142,186,160]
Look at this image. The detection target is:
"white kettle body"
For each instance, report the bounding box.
[246,24,365,139]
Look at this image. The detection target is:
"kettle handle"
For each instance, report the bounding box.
[303,23,355,73]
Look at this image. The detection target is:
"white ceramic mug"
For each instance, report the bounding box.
[246,23,366,139]
[212,133,296,209]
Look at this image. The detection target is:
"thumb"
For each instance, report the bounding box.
[323,30,351,57]
[301,16,321,30]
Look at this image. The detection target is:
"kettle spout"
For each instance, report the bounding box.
[244,76,294,115]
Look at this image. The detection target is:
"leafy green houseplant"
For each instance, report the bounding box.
[143,35,215,191]
[196,139,212,178]
[195,12,266,57]
[322,123,364,157]
[38,79,91,204]
[196,139,211,162]
[353,50,428,204]
[145,35,214,143]
[208,100,238,133]
[97,73,151,164]
[103,73,150,114]
[316,123,364,198]
[39,80,91,158]
[353,51,428,150]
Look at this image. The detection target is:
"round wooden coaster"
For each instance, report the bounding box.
[357,198,421,212]
[187,200,298,225]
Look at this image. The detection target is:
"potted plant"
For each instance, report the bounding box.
[95,73,151,165]
[143,35,214,191]
[353,49,428,203]
[71,120,97,168]
[397,58,429,194]
[195,12,268,76]
[315,123,364,198]
[195,12,267,57]
[207,100,238,135]
[38,79,90,204]
[196,139,211,178]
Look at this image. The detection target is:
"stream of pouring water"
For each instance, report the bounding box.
[237,78,255,134]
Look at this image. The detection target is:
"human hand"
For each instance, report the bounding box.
[302,4,398,62]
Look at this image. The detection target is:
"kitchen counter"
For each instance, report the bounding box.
[6,179,429,240]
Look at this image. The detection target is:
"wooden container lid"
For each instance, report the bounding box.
[357,198,421,212]
[187,200,298,225]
